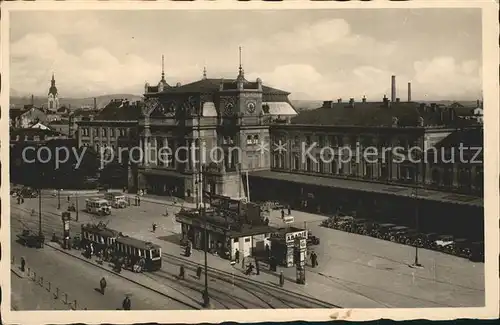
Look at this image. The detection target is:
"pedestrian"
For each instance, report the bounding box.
[265,244,270,258]
[20,257,26,272]
[152,223,157,232]
[179,265,185,279]
[311,251,318,268]
[279,271,284,287]
[287,206,291,215]
[122,296,131,310]
[196,266,202,280]
[264,217,269,225]
[281,209,285,219]
[241,256,245,269]
[234,249,240,263]
[138,196,141,206]
[255,259,260,275]
[67,196,70,203]
[100,277,107,295]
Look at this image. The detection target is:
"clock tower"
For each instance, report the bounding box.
[216,50,270,200]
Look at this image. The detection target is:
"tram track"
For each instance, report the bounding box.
[10,204,338,309]
[163,252,338,309]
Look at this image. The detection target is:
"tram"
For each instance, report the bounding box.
[114,235,162,272]
[79,223,119,251]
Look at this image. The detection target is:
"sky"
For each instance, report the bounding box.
[9,9,482,101]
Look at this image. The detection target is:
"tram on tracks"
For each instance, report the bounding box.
[76,222,162,272]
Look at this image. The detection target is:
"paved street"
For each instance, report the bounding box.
[10,209,194,310]
[10,194,485,308]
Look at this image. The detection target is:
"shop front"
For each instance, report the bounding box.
[268,227,308,267]
[176,211,232,258]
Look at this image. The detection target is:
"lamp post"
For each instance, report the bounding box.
[57,189,61,210]
[75,192,79,222]
[38,188,42,237]
[411,152,423,269]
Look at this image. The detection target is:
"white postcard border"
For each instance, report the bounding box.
[1,0,498,323]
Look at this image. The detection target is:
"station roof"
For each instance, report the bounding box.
[249,170,483,207]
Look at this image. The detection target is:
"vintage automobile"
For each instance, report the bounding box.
[388,226,410,243]
[435,235,455,253]
[373,223,396,240]
[17,229,45,248]
[307,231,320,246]
[469,241,484,262]
[17,187,38,198]
[452,238,471,258]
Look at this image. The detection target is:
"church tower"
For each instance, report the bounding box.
[47,73,59,111]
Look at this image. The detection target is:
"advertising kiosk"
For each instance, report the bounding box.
[269,227,308,267]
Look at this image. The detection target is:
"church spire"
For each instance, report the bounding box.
[161,55,165,81]
[238,46,244,78]
[51,73,56,86]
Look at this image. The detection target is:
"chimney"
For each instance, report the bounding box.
[391,75,396,103]
[93,97,97,110]
[349,98,355,107]
[396,98,400,103]
[477,99,480,107]
[337,98,342,103]
[362,96,366,103]
[383,94,390,108]
[407,82,412,102]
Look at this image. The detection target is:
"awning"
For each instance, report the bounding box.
[249,170,483,207]
[263,102,297,116]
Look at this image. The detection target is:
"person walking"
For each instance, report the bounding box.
[310,251,318,268]
[281,209,285,219]
[99,277,107,295]
[179,265,185,280]
[287,206,291,216]
[255,259,260,275]
[20,257,26,272]
[122,296,131,310]
[152,223,157,232]
[234,249,240,263]
[196,266,202,280]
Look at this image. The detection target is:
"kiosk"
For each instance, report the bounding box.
[269,227,308,267]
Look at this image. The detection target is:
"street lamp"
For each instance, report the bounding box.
[411,156,423,269]
[75,192,79,222]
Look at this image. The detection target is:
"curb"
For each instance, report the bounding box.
[11,268,26,279]
[45,242,201,310]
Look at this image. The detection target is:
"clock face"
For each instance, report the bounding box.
[224,102,234,115]
[246,101,256,114]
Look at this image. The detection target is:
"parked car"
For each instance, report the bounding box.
[469,241,484,262]
[20,187,38,198]
[307,231,320,245]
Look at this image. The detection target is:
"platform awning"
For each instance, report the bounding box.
[249,170,483,207]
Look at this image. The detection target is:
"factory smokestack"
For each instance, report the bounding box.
[408,82,412,102]
[391,75,396,103]
[31,94,34,106]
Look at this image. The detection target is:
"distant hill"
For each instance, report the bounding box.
[290,100,323,112]
[10,94,143,110]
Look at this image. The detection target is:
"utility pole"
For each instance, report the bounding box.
[38,189,42,237]
[411,151,423,268]
[75,192,79,222]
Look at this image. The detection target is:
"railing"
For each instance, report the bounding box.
[11,255,84,310]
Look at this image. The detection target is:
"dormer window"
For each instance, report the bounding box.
[253,135,259,145]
